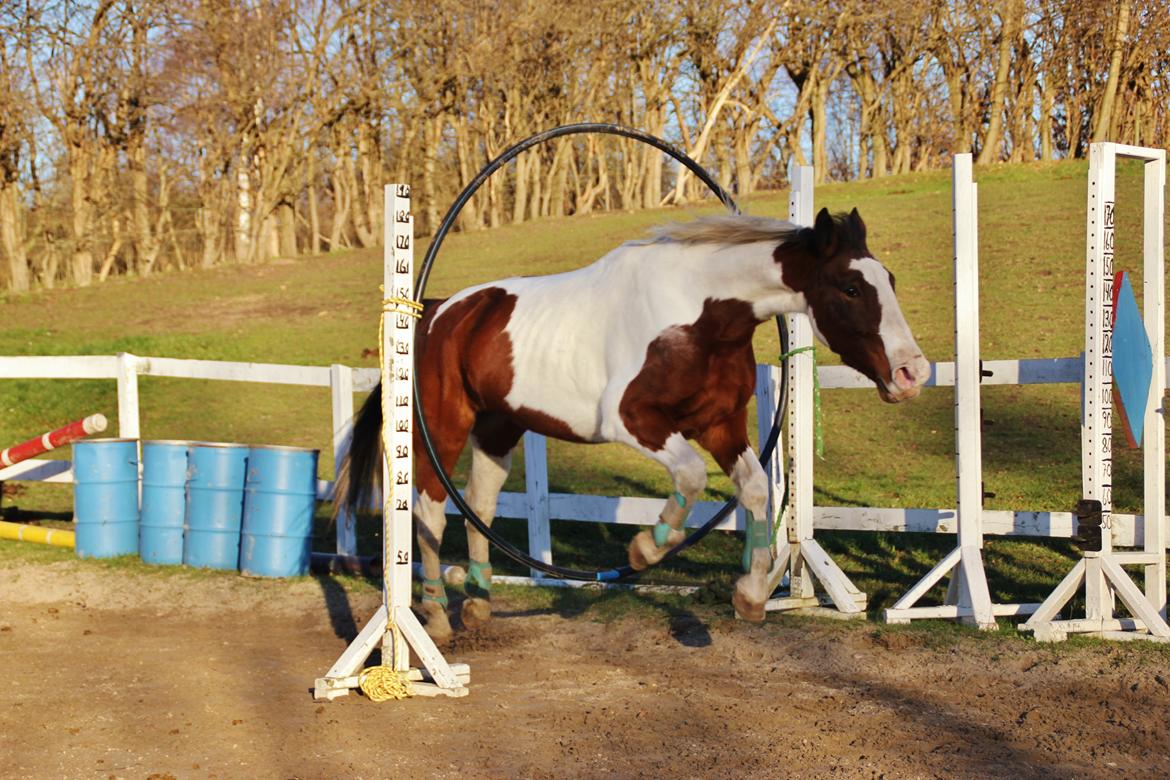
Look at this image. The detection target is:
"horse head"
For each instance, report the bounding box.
[778,207,929,403]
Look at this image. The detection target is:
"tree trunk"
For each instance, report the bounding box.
[277,202,297,257]
[0,183,29,293]
[976,1,1022,165]
[307,152,321,254]
[69,151,94,287]
[1091,0,1131,143]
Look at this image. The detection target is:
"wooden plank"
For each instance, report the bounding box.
[1100,556,1170,638]
[0,458,73,483]
[139,356,331,386]
[888,546,960,611]
[1023,558,1087,628]
[352,367,380,392]
[313,605,389,700]
[799,538,864,612]
[394,606,464,690]
[0,355,120,379]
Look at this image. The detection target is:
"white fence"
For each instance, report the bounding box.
[3,351,1167,564]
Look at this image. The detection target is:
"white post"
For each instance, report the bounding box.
[1141,152,1166,615]
[786,166,815,598]
[523,431,553,577]
[330,363,356,556]
[384,184,415,672]
[755,363,784,529]
[1083,143,1116,620]
[115,352,141,439]
[952,154,995,628]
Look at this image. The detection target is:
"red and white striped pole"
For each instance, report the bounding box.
[0,414,109,468]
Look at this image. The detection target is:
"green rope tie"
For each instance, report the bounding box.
[742,511,771,572]
[778,345,824,460]
[421,577,448,607]
[466,560,492,601]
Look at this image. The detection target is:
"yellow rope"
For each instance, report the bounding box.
[358,665,414,702]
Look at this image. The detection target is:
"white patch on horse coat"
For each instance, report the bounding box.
[435,238,807,444]
[851,257,929,390]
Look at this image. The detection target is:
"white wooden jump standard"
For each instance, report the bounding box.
[1022,142,1169,643]
[314,184,469,699]
[763,165,866,616]
[884,154,1039,628]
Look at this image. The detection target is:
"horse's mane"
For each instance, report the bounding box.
[650,214,803,246]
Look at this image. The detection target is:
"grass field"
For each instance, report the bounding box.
[1,158,1166,610]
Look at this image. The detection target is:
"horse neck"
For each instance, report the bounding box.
[662,241,806,320]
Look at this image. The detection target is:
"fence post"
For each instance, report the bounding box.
[331,363,356,556]
[755,363,785,530]
[115,352,141,439]
[523,431,553,577]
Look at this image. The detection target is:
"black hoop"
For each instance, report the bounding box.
[411,122,790,582]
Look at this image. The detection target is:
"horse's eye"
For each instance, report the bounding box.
[842,285,860,298]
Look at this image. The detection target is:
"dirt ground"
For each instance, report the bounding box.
[3,559,1170,780]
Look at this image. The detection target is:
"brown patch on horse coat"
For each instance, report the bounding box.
[413,287,584,499]
[619,298,760,455]
[774,210,892,388]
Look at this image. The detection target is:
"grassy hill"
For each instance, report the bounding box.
[1,159,1166,605]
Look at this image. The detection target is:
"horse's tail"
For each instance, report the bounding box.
[332,384,384,521]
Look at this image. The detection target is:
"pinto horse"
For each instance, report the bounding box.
[337,207,928,634]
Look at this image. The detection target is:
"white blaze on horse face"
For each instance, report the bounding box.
[853,257,930,398]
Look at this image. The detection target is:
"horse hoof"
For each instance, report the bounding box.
[420,601,453,641]
[627,530,661,571]
[461,597,492,629]
[732,574,768,623]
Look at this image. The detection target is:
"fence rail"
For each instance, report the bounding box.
[2,351,1167,559]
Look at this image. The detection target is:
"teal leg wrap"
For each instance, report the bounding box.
[422,577,448,607]
[466,560,492,601]
[673,491,687,508]
[742,511,771,573]
[653,520,674,547]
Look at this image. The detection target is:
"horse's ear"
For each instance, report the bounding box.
[813,207,837,257]
[848,207,867,241]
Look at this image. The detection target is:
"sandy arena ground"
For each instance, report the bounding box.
[3,558,1169,779]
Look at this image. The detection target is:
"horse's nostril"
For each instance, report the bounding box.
[895,366,916,390]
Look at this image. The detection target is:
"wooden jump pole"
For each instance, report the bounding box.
[314,183,469,700]
[0,414,107,468]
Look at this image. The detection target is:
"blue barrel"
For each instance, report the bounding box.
[184,443,248,570]
[139,441,190,565]
[240,446,319,577]
[73,439,139,559]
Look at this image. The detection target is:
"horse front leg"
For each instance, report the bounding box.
[698,418,773,622]
[626,432,709,571]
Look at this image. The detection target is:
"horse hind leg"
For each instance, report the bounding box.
[460,416,523,629]
[413,397,476,642]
